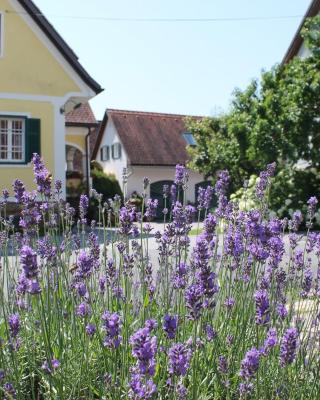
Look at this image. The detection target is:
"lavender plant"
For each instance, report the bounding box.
[0,155,319,399]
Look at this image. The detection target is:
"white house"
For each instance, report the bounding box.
[92,109,213,210]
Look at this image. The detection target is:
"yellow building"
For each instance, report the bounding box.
[0,0,102,198]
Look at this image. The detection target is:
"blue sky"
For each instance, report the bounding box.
[36,0,310,119]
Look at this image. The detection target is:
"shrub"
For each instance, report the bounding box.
[91,169,122,201]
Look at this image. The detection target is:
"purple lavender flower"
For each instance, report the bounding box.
[144,319,157,332]
[197,187,206,210]
[290,210,303,231]
[41,359,60,375]
[8,314,20,338]
[32,154,52,197]
[2,188,9,202]
[215,170,230,197]
[279,328,298,367]
[307,196,318,219]
[76,250,94,279]
[12,179,25,203]
[76,282,87,298]
[163,315,178,339]
[130,327,157,376]
[54,180,62,194]
[254,289,270,325]
[168,342,192,377]
[102,311,122,348]
[3,382,16,398]
[88,232,100,268]
[176,381,188,399]
[119,206,136,235]
[261,328,277,355]
[203,213,217,243]
[276,303,288,320]
[205,325,217,342]
[175,164,186,186]
[86,323,96,337]
[76,303,91,318]
[129,373,157,399]
[79,194,89,220]
[239,347,260,380]
[52,359,60,369]
[294,248,304,270]
[144,199,158,221]
[28,280,41,295]
[172,262,188,289]
[20,245,38,279]
[224,297,235,310]
[204,185,214,209]
[239,382,253,397]
[185,283,204,320]
[255,163,276,200]
[268,236,285,268]
[224,226,244,259]
[99,276,106,293]
[170,184,177,204]
[218,355,228,374]
[301,268,313,297]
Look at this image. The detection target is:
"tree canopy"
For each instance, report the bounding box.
[187,16,320,197]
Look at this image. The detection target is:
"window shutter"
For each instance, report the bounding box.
[112,143,121,159]
[100,147,103,161]
[111,144,115,159]
[25,118,41,163]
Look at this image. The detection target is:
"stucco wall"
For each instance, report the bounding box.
[97,118,127,188]
[66,126,88,153]
[0,98,54,192]
[127,165,204,204]
[0,0,81,96]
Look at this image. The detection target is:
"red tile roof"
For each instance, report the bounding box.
[92,109,203,165]
[65,103,97,126]
[282,0,320,64]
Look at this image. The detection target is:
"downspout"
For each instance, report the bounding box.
[85,128,91,196]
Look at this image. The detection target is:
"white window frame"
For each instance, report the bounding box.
[0,12,4,58]
[101,145,110,161]
[0,117,25,163]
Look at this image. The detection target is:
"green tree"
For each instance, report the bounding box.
[187,16,320,197]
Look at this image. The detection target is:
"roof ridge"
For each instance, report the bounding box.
[107,108,205,119]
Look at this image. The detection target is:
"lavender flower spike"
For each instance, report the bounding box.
[175,164,187,186]
[168,342,192,377]
[8,314,20,338]
[279,328,298,367]
[254,289,270,325]
[239,347,260,380]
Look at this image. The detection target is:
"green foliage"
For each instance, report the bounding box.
[230,175,259,211]
[187,15,320,212]
[91,169,122,201]
[270,166,320,222]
